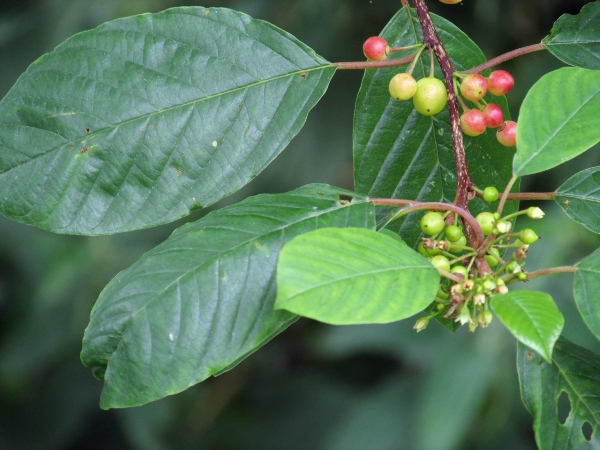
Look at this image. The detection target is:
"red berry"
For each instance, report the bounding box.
[363,37,389,61]
[488,70,514,96]
[497,121,517,147]
[459,74,488,102]
[481,103,504,128]
[460,109,487,136]
[439,0,462,3]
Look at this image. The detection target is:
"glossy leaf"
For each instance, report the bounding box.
[275,227,439,325]
[353,8,516,246]
[0,7,335,234]
[513,67,600,176]
[574,247,600,341]
[80,184,375,408]
[518,336,600,448]
[543,1,600,70]
[491,291,564,362]
[556,166,600,234]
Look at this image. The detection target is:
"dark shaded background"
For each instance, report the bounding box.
[0,1,598,449]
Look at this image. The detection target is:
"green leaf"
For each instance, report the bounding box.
[518,336,600,449]
[574,247,600,342]
[353,8,516,246]
[80,184,375,408]
[275,227,439,325]
[513,67,600,176]
[556,166,600,234]
[0,7,335,234]
[543,0,600,70]
[491,291,564,362]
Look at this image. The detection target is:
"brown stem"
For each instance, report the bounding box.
[520,265,577,282]
[369,198,484,247]
[334,53,416,70]
[463,43,546,74]
[473,190,556,202]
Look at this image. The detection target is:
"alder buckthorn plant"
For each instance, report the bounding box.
[0,1,600,448]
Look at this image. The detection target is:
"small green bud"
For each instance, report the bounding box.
[496,220,511,233]
[413,316,430,332]
[483,186,499,203]
[519,229,539,245]
[456,305,473,325]
[527,207,545,219]
[479,310,493,327]
[517,272,527,281]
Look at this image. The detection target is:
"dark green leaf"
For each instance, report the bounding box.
[0,7,335,234]
[518,336,600,449]
[80,184,375,408]
[543,1,600,70]
[275,228,439,324]
[556,166,600,234]
[353,8,516,246]
[513,67,600,176]
[574,247,600,341]
[491,291,564,362]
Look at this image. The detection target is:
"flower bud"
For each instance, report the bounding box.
[496,220,511,233]
[479,310,493,327]
[527,207,545,219]
[473,293,486,305]
[413,316,430,332]
[456,305,473,325]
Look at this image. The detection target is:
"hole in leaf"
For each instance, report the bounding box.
[338,194,354,202]
[582,422,593,441]
[557,391,571,425]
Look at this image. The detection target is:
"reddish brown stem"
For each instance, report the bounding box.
[334,53,416,70]
[463,43,546,74]
[524,266,577,281]
[473,189,556,201]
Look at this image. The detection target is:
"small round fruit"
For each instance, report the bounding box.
[389,73,418,101]
[483,186,499,202]
[445,225,463,242]
[420,211,445,235]
[449,235,468,253]
[363,37,389,61]
[439,0,462,3]
[459,74,488,101]
[485,247,501,267]
[497,121,517,147]
[519,228,539,245]
[475,212,496,235]
[460,109,487,136]
[488,70,514,96]
[450,265,469,278]
[481,103,504,128]
[430,255,451,272]
[413,77,448,116]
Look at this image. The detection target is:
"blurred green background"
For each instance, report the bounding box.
[0,1,598,449]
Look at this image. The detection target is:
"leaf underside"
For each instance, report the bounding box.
[80,184,375,409]
[353,7,516,246]
[574,247,600,342]
[556,166,600,234]
[518,336,600,449]
[0,7,335,234]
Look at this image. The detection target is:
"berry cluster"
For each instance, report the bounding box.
[414,200,545,333]
[457,71,517,147]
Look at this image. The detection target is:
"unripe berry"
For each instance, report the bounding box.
[449,235,468,253]
[485,247,501,267]
[363,37,389,61]
[488,70,514,96]
[450,265,469,278]
[460,109,487,136]
[497,121,517,147]
[481,103,504,128]
[413,77,448,116]
[389,73,418,101]
[520,229,539,245]
[420,211,445,235]
[483,186,499,203]
[430,255,451,272]
[439,0,462,3]
[445,225,464,242]
[459,74,488,102]
[475,212,495,235]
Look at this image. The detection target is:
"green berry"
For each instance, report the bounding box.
[483,186,499,203]
[445,225,463,242]
[520,228,539,245]
[485,247,501,267]
[413,77,448,116]
[450,265,469,278]
[505,261,520,274]
[389,73,418,101]
[475,212,496,235]
[430,255,451,272]
[449,235,468,253]
[417,242,429,257]
[420,212,445,236]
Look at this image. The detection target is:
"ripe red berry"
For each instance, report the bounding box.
[481,103,504,128]
[488,70,514,96]
[497,121,517,147]
[459,74,488,102]
[460,109,487,136]
[439,0,462,3]
[363,37,389,61]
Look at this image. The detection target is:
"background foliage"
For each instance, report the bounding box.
[0,0,598,448]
